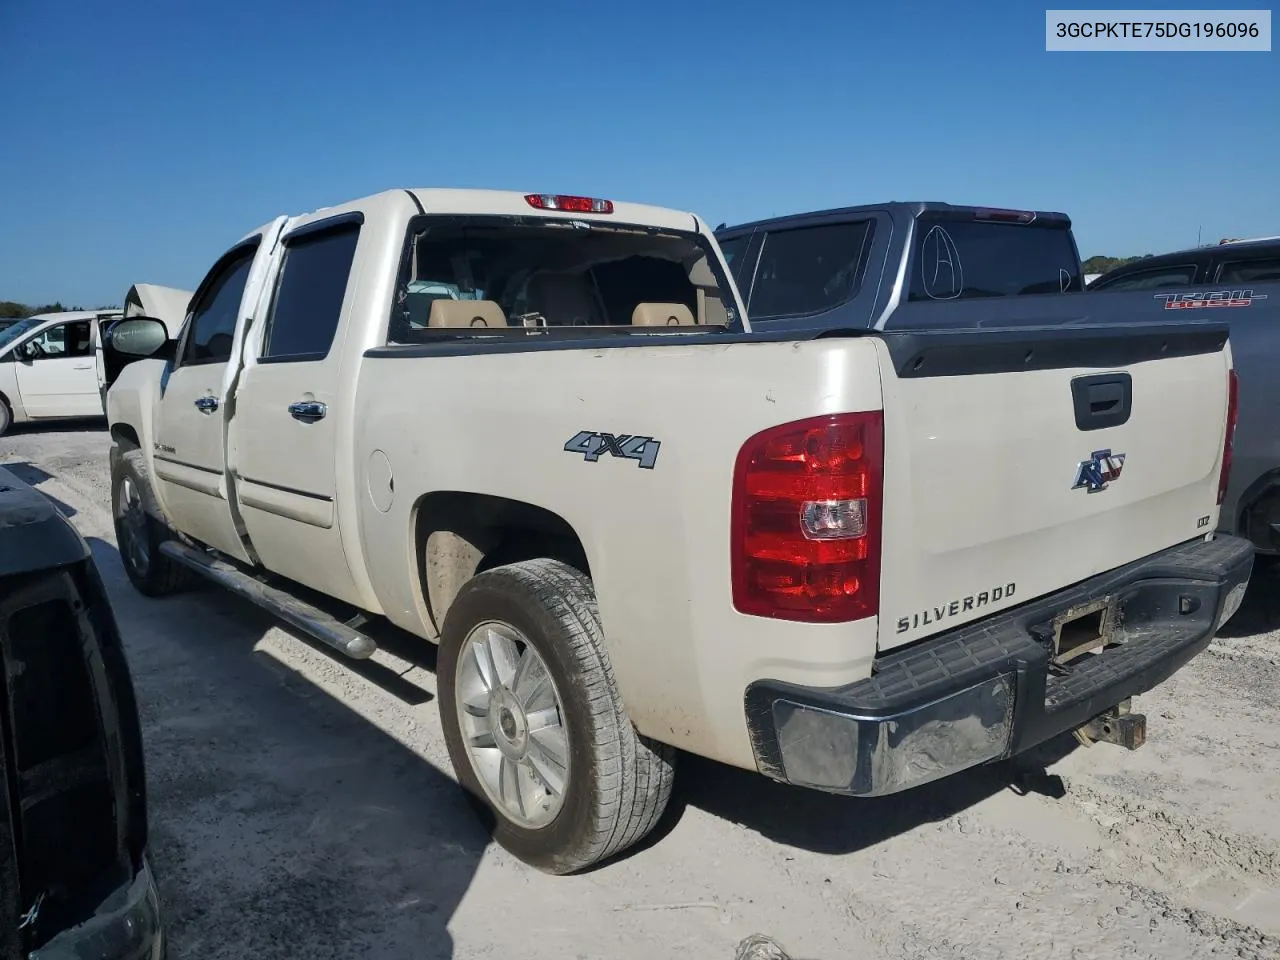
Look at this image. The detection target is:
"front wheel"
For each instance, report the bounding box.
[437,558,675,874]
[110,447,193,597]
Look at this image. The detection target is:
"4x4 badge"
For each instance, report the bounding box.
[1073,449,1126,493]
[564,430,661,470]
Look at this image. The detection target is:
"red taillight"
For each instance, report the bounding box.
[1218,369,1239,505]
[731,413,884,623]
[524,194,614,214]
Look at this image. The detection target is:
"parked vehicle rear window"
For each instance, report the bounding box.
[908,218,1081,301]
[387,216,736,341]
[262,223,361,361]
[747,221,873,321]
[1218,258,1280,285]
[1091,264,1198,292]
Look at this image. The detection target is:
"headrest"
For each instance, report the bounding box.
[427,300,508,328]
[632,302,695,327]
[687,255,717,287]
[526,272,601,326]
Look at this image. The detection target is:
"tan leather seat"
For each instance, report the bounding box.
[427,300,508,328]
[632,302,695,327]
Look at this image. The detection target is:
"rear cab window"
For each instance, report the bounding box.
[909,214,1082,301]
[387,215,737,342]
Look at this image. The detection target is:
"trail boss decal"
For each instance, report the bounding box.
[1155,289,1268,310]
[564,431,661,470]
[1072,449,1126,493]
[896,582,1017,634]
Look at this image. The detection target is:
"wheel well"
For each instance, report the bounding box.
[110,423,141,450]
[1237,469,1280,553]
[413,492,589,634]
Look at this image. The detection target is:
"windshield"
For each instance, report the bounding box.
[389,216,737,341]
[0,316,44,351]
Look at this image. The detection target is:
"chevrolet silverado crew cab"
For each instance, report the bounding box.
[101,190,1250,874]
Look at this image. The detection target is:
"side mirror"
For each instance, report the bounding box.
[103,317,173,361]
[15,342,37,362]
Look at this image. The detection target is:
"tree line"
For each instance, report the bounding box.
[0,301,120,319]
[1081,254,1153,275]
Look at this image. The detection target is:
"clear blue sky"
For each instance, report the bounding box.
[1,0,1276,305]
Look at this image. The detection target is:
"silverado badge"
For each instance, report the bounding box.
[1073,449,1126,493]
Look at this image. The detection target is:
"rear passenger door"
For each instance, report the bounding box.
[229,212,365,606]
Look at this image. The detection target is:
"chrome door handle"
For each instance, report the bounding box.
[194,395,219,414]
[288,400,327,423]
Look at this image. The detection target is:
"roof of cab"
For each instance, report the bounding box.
[1098,236,1280,275]
[715,201,1073,237]
[286,188,704,235]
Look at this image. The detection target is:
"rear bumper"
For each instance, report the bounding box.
[744,534,1254,797]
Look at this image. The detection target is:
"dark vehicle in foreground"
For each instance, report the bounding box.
[1090,238,1280,553]
[0,468,163,958]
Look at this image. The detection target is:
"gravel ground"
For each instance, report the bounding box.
[4,422,1279,960]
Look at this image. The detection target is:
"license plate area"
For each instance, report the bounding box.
[1051,596,1117,665]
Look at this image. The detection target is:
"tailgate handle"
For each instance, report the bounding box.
[1072,373,1132,432]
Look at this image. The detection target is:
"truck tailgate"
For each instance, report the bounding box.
[874,323,1233,651]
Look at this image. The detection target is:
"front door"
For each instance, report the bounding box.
[230,215,365,605]
[14,319,101,417]
[151,242,263,561]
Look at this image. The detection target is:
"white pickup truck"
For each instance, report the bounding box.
[102,188,1252,874]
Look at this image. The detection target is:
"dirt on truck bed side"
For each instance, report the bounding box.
[3,425,1279,960]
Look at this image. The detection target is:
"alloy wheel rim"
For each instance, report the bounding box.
[455,621,570,830]
[116,476,151,576]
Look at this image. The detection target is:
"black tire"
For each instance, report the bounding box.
[0,397,11,437]
[110,446,193,597]
[437,558,675,874]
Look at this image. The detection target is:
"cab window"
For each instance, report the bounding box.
[1092,264,1198,292]
[1218,258,1280,285]
[24,320,92,358]
[181,247,257,367]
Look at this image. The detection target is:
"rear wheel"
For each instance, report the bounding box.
[110,447,193,597]
[437,558,674,874]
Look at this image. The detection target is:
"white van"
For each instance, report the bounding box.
[0,285,192,436]
[0,310,121,435]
